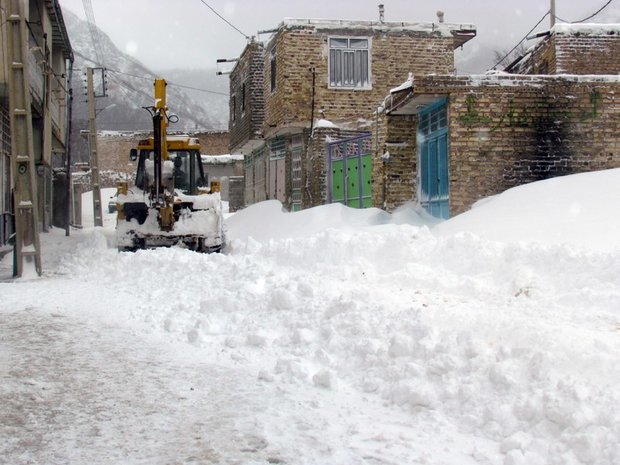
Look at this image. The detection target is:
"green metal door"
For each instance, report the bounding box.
[329,135,372,208]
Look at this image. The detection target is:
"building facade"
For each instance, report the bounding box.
[376,23,620,218]
[229,16,476,211]
[0,0,73,250]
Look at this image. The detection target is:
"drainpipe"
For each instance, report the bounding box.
[305,67,316,206]
[64,57,74,236]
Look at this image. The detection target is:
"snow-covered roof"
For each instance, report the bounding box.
[551,22,620,36]
[390,73,414,94]
[278,18,476,48]
[314,118,339,129]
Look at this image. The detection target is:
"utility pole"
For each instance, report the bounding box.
[86,67,103,227]
[6,0,43,277]
[550,0,556,28]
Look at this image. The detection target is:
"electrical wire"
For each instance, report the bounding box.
[197,0,250,40]
[81,0,104,66]
[105,68,229,97]
[72,49,228,97]
[553,0,615,23]
[491,11,550,69]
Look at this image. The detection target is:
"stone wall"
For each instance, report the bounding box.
[380,74,620,216]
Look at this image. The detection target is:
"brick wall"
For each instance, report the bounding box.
[381,74,620,216]
[555,34,620,74]
[304,127,372,209]
[372,114,418,211]
[510,32,620,75]
[229,42,265,153]
[264,25,456,136]
[228,176,245,212]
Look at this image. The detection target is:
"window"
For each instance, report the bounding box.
[231,94,236,122]
[270,47,277,92]
[329,37,370,88]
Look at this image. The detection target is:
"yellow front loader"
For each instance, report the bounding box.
[115,79,225,252]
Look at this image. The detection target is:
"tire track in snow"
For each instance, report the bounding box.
[0,308,283,465]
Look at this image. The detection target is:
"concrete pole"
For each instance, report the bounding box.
[86,67,103,227]
[550,0,556,28]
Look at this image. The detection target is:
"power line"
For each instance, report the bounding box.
[106,68,229,97]
[492,11,550,69]
[82,0,104,66]
[197,0,250,40]
[553,0,615,23]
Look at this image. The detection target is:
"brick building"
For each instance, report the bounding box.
[0,0,73,249]
[229,15,476,210]
[376,23,620,218]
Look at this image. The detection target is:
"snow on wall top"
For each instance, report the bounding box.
[280,17,476,37]
[201,154,244,164]
[551,22,620,36]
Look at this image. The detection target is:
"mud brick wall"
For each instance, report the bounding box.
[229,42,265,153]
[196,131,230,155]
[264,26,456,136]
[411,74,620,216]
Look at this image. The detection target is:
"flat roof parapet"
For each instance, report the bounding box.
[278,17,476,48]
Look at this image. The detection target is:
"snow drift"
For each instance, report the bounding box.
[1,168,619,465]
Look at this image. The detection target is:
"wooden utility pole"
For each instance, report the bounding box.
[86,67,103,227]
[550,0,556,28]
[6,0,42,277]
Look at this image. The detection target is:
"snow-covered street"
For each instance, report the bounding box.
[1,170,620,464]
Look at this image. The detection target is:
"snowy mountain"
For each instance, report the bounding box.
[63,9,229,162]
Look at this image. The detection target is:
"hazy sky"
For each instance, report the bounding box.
[58,0,620,72]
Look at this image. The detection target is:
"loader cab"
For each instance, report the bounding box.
[132,137,207,195]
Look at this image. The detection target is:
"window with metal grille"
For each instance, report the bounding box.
[418,105,447,135]
[329,37,370,88]
[269,138,286,160]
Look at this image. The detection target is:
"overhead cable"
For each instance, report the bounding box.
[105,68,229,97]
[491,11,550,69]
[197,0,250,40]
[81,0,104,66]
[553,0,615,24]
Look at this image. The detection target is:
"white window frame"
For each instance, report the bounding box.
[327,36,372,90]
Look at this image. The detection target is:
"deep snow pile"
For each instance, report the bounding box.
[2,169,620,464]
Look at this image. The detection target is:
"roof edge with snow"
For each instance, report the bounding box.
[276,18,476,49]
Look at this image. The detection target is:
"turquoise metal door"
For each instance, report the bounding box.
[418,99,449,219]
